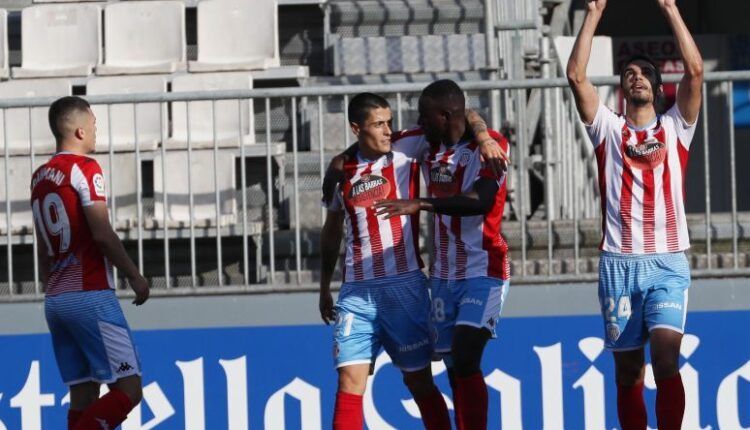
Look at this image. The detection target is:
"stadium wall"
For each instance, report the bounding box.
[0,278,749,429]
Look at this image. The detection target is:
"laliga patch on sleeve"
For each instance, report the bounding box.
[93,173,106,197]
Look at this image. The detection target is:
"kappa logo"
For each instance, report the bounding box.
[117,362,134,373]
[95,418,111,430]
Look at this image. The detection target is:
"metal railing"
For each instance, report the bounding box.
[1,70,749,301]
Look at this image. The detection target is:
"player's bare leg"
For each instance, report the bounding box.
[73,375,142,430]
[334,364,370,430]
[402,366,450,430]
[450,325,491,430]
[68,382,99,429]
[650,329,685,430]
[614,348,647,430]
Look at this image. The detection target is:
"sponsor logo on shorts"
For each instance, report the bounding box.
[649,302,683,312]
[333,343,340,359]
[607,323,621,341]
[398,338,430,353]
[460,297,484,307]
[117,362,134,373]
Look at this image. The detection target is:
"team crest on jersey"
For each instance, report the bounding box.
[623,137,666,171]
[458,150,472,166]
[607,322,621,342]
[347,174,391,207]
[429,164,459,198]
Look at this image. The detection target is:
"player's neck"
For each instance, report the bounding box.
[56,141,89,156]
[625,104,657,129]
[443,125,467,148]
[357,144,385,162]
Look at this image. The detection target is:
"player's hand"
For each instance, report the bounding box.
[322,154,348,205]
[374,199,422,219]
[319,290,336,324]
[477,139,509,178]
[587,0,607,13]
[129,275,150,306]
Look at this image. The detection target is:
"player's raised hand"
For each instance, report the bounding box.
[478,139,509,179]
[319,290,336,324]
[587,0,607,12]
[129,275,150,305]
[374,199,422,219]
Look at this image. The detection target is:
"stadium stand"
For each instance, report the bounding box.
[87,75,168,152]
[0,155,37,233]
[90,152,140,228]
[153,149,237,226]
[0,9,7,79]
[168,72,255,149]
[97,1,186,75]
[189,0,280,72]
[0,78,71,155]
[13,3,100,78]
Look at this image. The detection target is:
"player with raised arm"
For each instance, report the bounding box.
[31,96,150,430]
[567,1,703,429]
[373,79,510,430]
[319,93,450,430]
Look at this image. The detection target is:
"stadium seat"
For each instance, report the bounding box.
[0,79,72,155]
[332,34,486,76]
[152,149,237,226]
[89,153,140,228]
[167,72,255,149]
[13,4,101,78]
[97,1,186,75]
[553,36,615,108]
[0,156,42,232]
[87,75,168,152]
[189,0,280,72]
[0,10,8,79]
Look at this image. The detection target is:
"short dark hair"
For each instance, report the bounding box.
[420,79,465,111]
[48,96,91,140]
[347,93,390,126]
[620,54,663,89]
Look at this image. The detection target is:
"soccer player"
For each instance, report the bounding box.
[566,0,703,429]
[372,79,510,430]
[31,96,150,430]
[319,92,451,429]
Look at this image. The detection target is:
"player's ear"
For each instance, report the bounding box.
[349,121,361,138]
[74,126,85,141]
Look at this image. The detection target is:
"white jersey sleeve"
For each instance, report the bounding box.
[662,103,698,150]
[586,103,621,149]
[392,129,429,161]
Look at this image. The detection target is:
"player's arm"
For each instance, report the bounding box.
[321,144,358,205]
[659,0,703,124]
[319,209,344,324]
[83,202,149,305]
[33,230,50,288]
[566,0,607,124]
[467,109,509,177]
[374,177,499,219]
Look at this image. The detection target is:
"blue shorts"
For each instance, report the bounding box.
[333,270,433,372]
[430,276,510,356]
[599,251,691,350]
[45,289,142,386]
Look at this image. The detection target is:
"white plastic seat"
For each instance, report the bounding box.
[13,4,101,78]
[0,10,8,79]
[167,72,255,149]
[153,149,237,225]
[189,0,280,72]
[97,1,186,75]
[0,156,43,233]
[0,79,72,155]
[554,36,615,108]
[88,75,168,152]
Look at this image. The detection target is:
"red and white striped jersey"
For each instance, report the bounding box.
[420,130,511,281]
[325,133,428,282]
[30,153,114,296]
[587,103,697,254]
